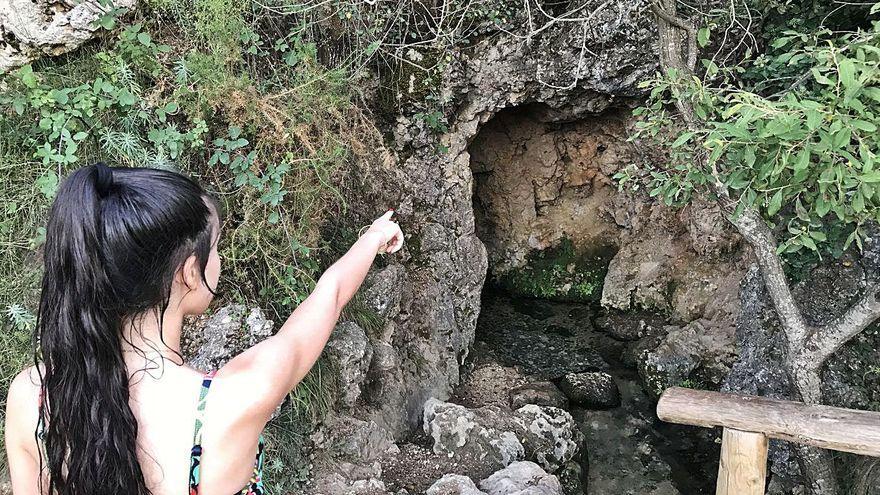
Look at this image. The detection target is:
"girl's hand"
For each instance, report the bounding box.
[366,210,404,254]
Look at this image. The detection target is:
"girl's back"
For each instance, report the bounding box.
[4,164,404,495]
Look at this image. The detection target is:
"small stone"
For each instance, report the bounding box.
[427,474,487,495]
[558,372,620,409]
[508,382,568,409]
[479,461,563,495]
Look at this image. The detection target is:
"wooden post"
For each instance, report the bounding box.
[716,428,768,495]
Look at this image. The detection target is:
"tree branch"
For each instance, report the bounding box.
[801,285,880,366]
[650,0,698,73]
[723,204,812,349]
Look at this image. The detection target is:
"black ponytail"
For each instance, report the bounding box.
[35,164,219,495]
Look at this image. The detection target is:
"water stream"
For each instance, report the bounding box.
[471,287,719,494]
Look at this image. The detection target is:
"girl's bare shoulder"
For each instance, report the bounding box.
[6,366,42,445]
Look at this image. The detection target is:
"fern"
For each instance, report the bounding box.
[99,128,148,165]
[5,304,36,331]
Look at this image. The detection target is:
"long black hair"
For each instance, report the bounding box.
[35,163,220,494]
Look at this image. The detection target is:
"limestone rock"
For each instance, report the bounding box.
[426,474,487,495]
[558,372,620,409]
[310,474,392,495]
[556,461,586,495]
[307,414,400,492]
[636,316,737,399]
[422,398,525,478]
[324,321,373,409]
[335,0,658,437]
[508,382,568,410]
[1,0,137,73]
[422,399,581,477]
[478,461,563,495]
[183,304,273,371]
[513,405,580,473]
[360,264,407,322]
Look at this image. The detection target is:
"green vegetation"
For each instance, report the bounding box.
[620,1,880,260]
[494,238,615,303]
[621,2,880,492]
[0,0,527,488]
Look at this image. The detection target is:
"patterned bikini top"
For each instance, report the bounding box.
[189,369,266,495]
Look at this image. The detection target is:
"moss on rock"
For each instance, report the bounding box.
[492,238,615,303]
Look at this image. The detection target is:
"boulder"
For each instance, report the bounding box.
[422,399,581,476]
[1,0,137,73]
[638,318,737,399]
[513,405,580,473]
[478,461,563,495]
[558,372,620,409]
[426,474,487,495]
[422,398,525,478]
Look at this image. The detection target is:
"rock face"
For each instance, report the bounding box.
[332,0,662,441]
[478,461,563,495]
[182,304,273,371]
[470,108,629,279]
[0,0,136,73]
[323,321,374,409]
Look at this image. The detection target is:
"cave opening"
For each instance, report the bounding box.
[462,103,720,495]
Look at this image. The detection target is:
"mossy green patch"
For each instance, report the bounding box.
[492,238,615,303]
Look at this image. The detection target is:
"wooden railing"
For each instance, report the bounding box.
[657,387,880,495]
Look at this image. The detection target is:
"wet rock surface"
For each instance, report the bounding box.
[559,371,621,409]
[472,292,609,380]
[467,290,718,495]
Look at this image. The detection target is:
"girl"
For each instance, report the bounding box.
[4,163,404,495]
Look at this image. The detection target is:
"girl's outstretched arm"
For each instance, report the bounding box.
[218,210,403,419]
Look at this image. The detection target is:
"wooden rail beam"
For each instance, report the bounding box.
[657,387,880,457]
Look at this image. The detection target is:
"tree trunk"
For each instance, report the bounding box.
[789,365,841,494]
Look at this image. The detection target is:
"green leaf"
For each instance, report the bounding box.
[806,109,822,130]
[812,68,833,85]
[164,101,179,113]
[801,235,818,251]
[98,13,116,30]
[671,132,694,148]
[853,191,865,213]
[698,27,710,48]
[839,58,856,91]
[850,119,877,132]
[767,189,783,216]
[36,172,59,199]
[809,231,827,242]
[18,65,37,89]
[118,89,136,106]
[793,148,810,171]
[137,32,152,46]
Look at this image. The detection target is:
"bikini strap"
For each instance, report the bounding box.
[191,370,218,454]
